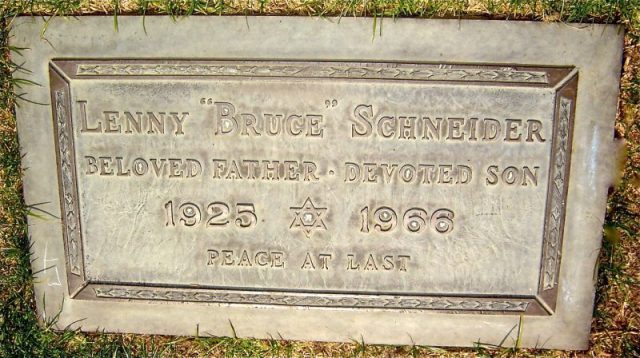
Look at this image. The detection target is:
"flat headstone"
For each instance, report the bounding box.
[11,16,622,349]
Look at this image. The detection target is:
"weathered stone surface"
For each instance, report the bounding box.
[11,17,622,349]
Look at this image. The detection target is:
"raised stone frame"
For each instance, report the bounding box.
[50,59,577,316]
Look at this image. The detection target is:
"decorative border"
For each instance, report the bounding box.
[50,60,577,315]
[537,73,577,309]
[74,61,549,84]
[52,81,83,277]
[93,286,530,312]
[542,97,572,290]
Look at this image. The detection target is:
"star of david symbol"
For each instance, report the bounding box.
[289,197,327,238]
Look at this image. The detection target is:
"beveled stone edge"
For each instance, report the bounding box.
[55,59,581,87]
[69,283,551,315]
[76,61,547,83]
[49,62,86,296]
[536,71,579,313]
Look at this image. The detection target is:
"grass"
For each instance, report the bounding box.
[1,1,639,357]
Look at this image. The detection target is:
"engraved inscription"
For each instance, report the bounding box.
[346,254,411,272]
[301,253,333,270]
[85,156,203,178]
[207,249,285,268]
[345,162,474,185]
[212,159,320,182]
[360,206,454,234]
[350,104,547,142]
[78,101,188,135]
[486,165,540,186]
[164,201,257,228]
[210,101,325,138]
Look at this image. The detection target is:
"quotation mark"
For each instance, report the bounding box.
[325,99,338,108]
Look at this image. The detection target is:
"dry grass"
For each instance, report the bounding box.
[3,0,639,27]
[1,1,639,357]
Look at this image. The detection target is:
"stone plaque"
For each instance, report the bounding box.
[12,17,622,349]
